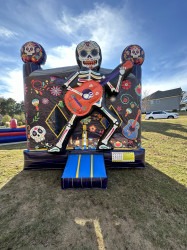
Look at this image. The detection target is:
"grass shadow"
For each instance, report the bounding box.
[0,163,187,249]
[142,120,187,140]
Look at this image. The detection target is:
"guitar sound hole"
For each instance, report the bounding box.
[82,89,93,100]
[129,126,135,132]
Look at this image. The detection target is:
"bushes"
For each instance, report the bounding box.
[2,115,11,125]
[172,109,178,112]
[13,113,25,125]
[1,113,25,126]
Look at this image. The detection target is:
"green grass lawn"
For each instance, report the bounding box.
[0,114,187,250]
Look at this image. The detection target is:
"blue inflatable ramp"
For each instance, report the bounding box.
[61,154,107,189]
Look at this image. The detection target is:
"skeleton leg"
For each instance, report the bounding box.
[98,106,120,149]
[48,114,77,152]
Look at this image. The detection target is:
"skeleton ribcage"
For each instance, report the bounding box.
[77,70,102,85]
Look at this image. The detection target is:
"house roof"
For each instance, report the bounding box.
[145,87,182,100]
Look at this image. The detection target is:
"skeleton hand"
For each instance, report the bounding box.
[63,82,69,88]
[119,66,125,75]
[120,60,134,75]
[63,80,72,89]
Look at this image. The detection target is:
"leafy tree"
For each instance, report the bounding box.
[20,113,26,124]
[14,101,25,114]
[0,114,3,125]
[0,97,24,116]
[0,97,6,115]
[0,98,16,116]
[2,115,11,125]
[14,113,25,125]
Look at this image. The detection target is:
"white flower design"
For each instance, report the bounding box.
[42,98,49,104]
[50,86,62,96]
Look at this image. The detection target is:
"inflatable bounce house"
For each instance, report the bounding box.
[0,119,26,144]
[21,40,145,189]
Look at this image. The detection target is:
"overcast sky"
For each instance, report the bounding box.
[0,0,187,102]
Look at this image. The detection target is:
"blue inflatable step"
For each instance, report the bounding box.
[61,154,107,189]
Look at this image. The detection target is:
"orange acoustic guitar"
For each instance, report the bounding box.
[64,80,103,116]
[64,61,133,116]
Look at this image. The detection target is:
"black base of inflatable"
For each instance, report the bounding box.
[23,148,145,170]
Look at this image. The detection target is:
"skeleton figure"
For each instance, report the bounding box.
[48,41,133,152]
[30,126,46,143]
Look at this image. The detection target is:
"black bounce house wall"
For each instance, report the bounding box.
[21,41,145,188]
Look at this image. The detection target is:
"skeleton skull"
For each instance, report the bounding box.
[129,46,141,58]
[30,126,46,143]
[24,42,36,56]
[76,41,102,70]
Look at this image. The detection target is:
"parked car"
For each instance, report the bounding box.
[145,111,179,120]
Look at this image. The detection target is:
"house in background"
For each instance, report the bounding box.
[180,91,187,110]
[142,87,183,113]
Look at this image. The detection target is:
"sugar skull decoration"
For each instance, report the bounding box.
[21,41,46,65]
[30,126,46,143]
[76,41,102,70]
[121,45,145,65]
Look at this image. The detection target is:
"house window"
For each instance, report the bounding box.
[150,100,160,105]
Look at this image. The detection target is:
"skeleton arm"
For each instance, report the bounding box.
[63,71,79,88]
[105,60,133,93]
